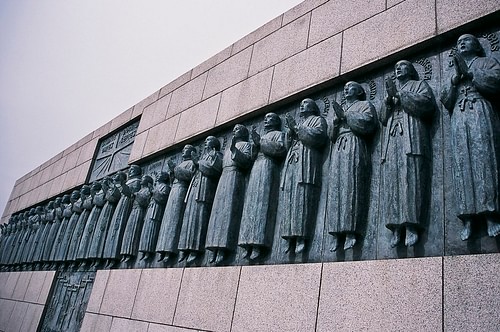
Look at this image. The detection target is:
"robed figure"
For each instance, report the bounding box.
[440,34,500,240]
[177,136,223,264]
[238,113,286,260]
[205,124,253,264]
[280,98,327,255]
[380,60,434,248]
[327,82,377,252]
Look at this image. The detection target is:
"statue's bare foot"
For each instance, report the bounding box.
[329,234,339,252]
[186,252,198,264]
[486,218,500,237]
[250,247,261,260]
[243,247,252,259]
[215,250,225,265]
[344,234,357,250]
[460,220,472,241]
[390,228,401,248]
[157,252,165,262]
[405,226,419,247]
[208,250,217,264]
[177,251,187,263]
[295,238,305,254]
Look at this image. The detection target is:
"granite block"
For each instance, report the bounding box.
[62,141,79,157]
[110,317,149,332]
[86,269,110,313]
[76,132,94,149]
[203,46,252,99]
[173,266,241,332]
[30,170,43,189]
[167,72,208,118]
[17,193,29,211]
[137,93,172,134]
[249,13,310,76]
[142,115,180,158]
[49,173,67,197]
[147,323,194,332]
[160,70,192,98]
[19,303,44,332]
[316,257,443,332]
[341,0,436,74]
[282,0,329,26]
[100,269,142,318]
[132,90,160,118]
[0,299,16,331]
[47,151,64,167]
[174,94,220,143]
[131,268,183,325]
[77,160,92,185]
[309,0,385,46]
[270,33,342,103]
[387,0,405,8]
[232,263,322,332]
[62,166,82,192]
[0,272,9,297]
[4,272,21,299]
[76,138,98,165]
[216,67,273,125]
[92,121,112,139]
[24,271,47,303]
[80,312,113,332]
[437,0,500,34]
[444,254,500,331]
[6,301,29,332]
[128,130,149,162]
[110,107,133,132]
[38,270,55,304]
[232,15,283,55]
[39,166,53,186]
[192,45,233,79]
[19,176,34,196]
[48,157,66,181]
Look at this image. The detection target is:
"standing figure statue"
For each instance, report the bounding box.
[66,186,92,263]
[26,206,45,266]
[88,175,121,268]
[238,113,287,260]
[103,166,142,267]
[281,98,328,254]
[41,201,56,265]
[50,194,72,265]
[139,171,170,261]
[31,206,48,265]
[156,146,197,262]
[327,82,378,251]
[206,124,253,264]
[177,136,223,264]
[380,60,434,248]
[57,190,81,264]
[75,180,105,265]
[120,175,153,262]
[440,34,500,240]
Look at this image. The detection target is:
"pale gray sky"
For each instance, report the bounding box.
[0,0,303,215]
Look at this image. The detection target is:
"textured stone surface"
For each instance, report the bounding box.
[92,121,111,139]
[137,93,172,133]
[80,312,113,332]
[203,46,252,99]
[249,13,310,76]
[77,138,98,165]
[6,301,28,332]
[86,269,110,313]
[341,0,436,73]
[147,323,196,332]
[444,254,500,331]
[128,130,149,163]
[19,303,44,332]
[24,271,47,303]
[100,269,142,318]
[166,72,208,118]
[110,107,133,132]
[131,268,183,325]
[38,270,55,304]
[160,70,192,98]
[216,68,273,125]
[4,272,21,299]
[270,33,342,103]
[387,0,406,8]
[174,94,220,142]
[309,0,385,46]
[232,15,283,55]
[110,317,149,332]
[132,90,160,118]
[232,263,322,332]
[0,299,15,331]
[282,0,329,25]
[142,115,180,158]
[0,272,9,297]
[174,266,241,332]
[192,45,232,79]
[437,0,500,33]
[317,257,442,331]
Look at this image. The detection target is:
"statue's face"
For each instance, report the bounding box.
[457,34,479,56]
[395,61,411,80]
[182,145,194,159]
[205,137,217,150]
[264,113,279,129]
[233,125,247,139]
[300,99,314,114]
[129,166,140,177]
[344,82,362,99]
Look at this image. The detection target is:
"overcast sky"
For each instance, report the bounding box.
[0,0,303,215]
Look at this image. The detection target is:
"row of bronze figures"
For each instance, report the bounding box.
[1,34,500,271]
